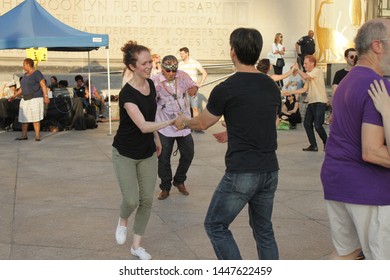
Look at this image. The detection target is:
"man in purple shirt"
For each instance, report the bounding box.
[321,19,390,260]
[152,55,198,200]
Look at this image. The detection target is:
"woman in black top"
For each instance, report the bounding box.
[281,94,301,129]
[112,41,175,260]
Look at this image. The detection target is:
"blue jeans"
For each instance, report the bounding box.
[158,132,194,191]
[204,171,279,260]
[303,102,327,148]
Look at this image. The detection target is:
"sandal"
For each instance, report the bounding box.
[15,137,28,141]
[35,138,41,142]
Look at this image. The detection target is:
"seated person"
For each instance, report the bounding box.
[73,75,86,98]
[1,80,17,98]
[58,80,68,88]
[257,59,298,125]
[48,76,58,91]
[73,75,90,109]
[1,80,18,130]
[285,67,303,91]
[51,80,71,98]
[85,79,106,118]
[281,94,301,129]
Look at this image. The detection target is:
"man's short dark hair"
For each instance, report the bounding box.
[344,48,356,58]
[179,47,189,53]
[230,28,262,65]
[58,80,68,87]
[74,75,83,82]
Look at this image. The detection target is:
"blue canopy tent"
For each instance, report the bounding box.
[0,0,113,134]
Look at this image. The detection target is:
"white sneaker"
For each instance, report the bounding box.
[131,247,152,260]
[115,218,127,245]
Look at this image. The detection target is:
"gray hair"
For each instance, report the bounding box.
[354,19,387,56]
[161,55,178,65]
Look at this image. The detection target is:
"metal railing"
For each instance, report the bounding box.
[378,0,390,18]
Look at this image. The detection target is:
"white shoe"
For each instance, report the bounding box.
[131,247,152,260]
[115,218,127,245]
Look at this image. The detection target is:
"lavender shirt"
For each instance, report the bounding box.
[321,66,390,205]
[152,70,197,137]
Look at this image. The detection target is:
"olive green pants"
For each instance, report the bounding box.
[112,147,157,235]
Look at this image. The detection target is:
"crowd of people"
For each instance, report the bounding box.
[0,69,109,133]
[112,20,390,261]
[2,20,389,261]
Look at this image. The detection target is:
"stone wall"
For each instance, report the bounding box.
[0,0,313,69]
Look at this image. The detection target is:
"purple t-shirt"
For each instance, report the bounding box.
[321,66,390,205]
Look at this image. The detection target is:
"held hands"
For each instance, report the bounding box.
[281,90,289,96]
[173,112,189,130]
[213,121,228,143]
[368,80,390,115]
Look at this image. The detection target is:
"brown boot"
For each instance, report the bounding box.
[158,190,170,200]
[173,181,189,196]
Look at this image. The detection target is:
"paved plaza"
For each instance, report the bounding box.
[0,120,334,260]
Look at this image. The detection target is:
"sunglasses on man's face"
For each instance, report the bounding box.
[162,62,178,73]
[349,55,357,60]
[163,68,177,73]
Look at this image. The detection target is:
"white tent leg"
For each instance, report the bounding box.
[88,51,91,105]
[106,47,112,135]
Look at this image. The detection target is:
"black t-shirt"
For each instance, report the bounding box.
[206,72,280,173]
[74,86,86,98]
[297,35,315,55]
[332,68,349,85]
[112,79,157,159]
[285,99,298,112]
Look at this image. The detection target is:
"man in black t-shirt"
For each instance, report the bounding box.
[174,28,280,260]
[325,48,358,124]
[296,30,315,71]
[332,48,357,89]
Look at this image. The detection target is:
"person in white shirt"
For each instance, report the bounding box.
[179,47,207,133]
[271,33,286,88]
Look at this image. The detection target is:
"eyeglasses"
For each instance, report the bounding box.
[287,95,292,97]
[349,55,357,59]
[163,69,177,73]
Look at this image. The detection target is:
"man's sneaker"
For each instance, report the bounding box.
[115,218,127,245]
[131,247,152,260]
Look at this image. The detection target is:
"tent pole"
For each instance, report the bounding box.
[88,51,91,105]
[106,47,112,136]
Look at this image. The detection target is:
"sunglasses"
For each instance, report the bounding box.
[349,55,357,59]
[287,95,292,97]
[163,69,177,73]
